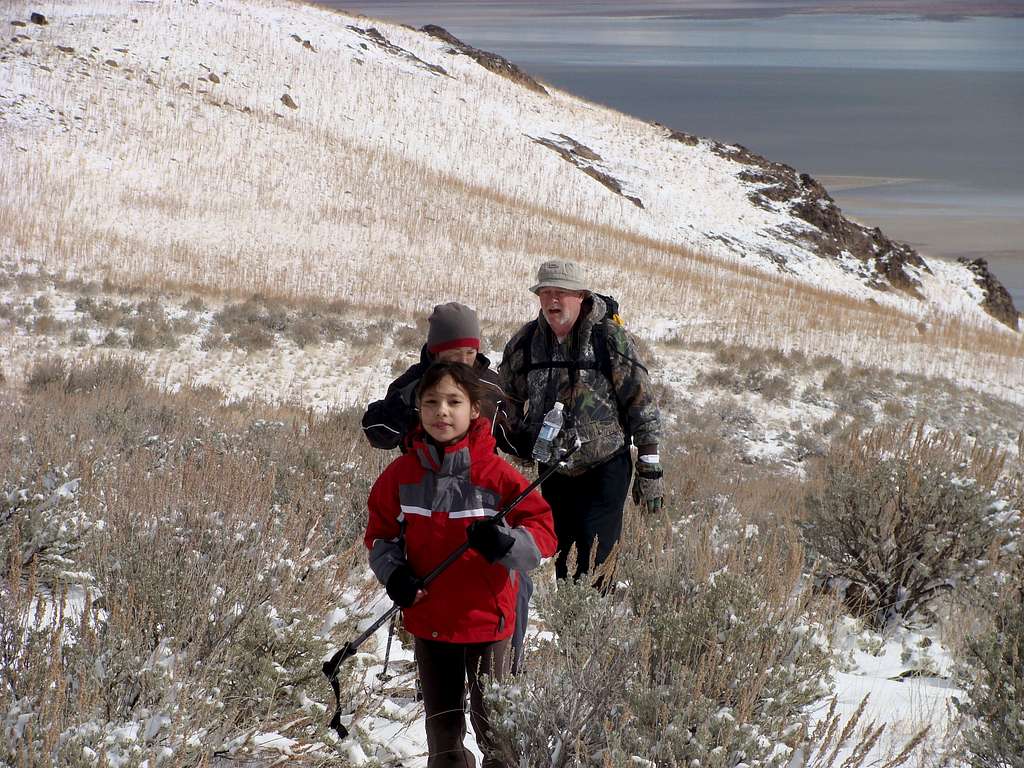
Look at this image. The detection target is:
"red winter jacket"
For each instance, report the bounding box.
[364,418,555,644]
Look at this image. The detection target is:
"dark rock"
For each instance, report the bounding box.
[533,135,643,209]
[29,12,47,25]
[347,25,447,77]
[957,257,1021,330]
[668,129,700,146]
[421,24,546,95]
[302,40,315,52]
[280,93,298,109]
[712,139,929,295]
[207,72,220,83]
[290,33,301,42]
[104,59,118,67]
[554,133,601,162]
[11,20,27,27]
[56,45,74,53]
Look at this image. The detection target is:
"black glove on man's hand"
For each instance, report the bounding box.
[385,565,422,607]
[467,518,516,563]
[632,460,665,514]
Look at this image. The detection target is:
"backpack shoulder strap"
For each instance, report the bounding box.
[591,321,614,386]
[513,320,538,375]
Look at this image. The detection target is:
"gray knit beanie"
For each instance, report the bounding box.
[426,302,480,354]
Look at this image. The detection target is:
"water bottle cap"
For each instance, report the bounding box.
[553,402,564,411]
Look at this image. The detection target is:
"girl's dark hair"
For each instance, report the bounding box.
[416,362,487,406]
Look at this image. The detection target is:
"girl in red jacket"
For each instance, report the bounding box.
[364,361,556,768]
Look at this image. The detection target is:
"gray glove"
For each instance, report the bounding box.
[632,460,664,514]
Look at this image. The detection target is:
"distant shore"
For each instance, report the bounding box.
[340,1,1024,22]
[579,2,1024,21]
[822,176,1024,309]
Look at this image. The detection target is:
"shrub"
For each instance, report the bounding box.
[288,317,321,348]
[73,295,96,314]
[0,383,372,764]
[229,323,274,351]
[487,522,834,767]
[757,371,794,401]
[64,357,144,394]
[171,315,197,335]
[216,297,285,351]
[124,300,179,350]
[800,425,1017,630]
[393,321,423,351]
[68,329,90,347]
[100,330,125,348]
[955,574,1024,768]
[200,328,229,350]
[184,295,207,312]
[26,358,68,392]
[31,314,64,335]
[822,368,845,391]
[86,299,127,327]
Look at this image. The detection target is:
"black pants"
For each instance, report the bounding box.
[414,636,511,768]
[541,450,632,581]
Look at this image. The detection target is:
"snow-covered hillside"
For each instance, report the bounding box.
[1,0,1022,399]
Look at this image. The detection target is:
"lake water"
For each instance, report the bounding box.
[328,2,1024,310]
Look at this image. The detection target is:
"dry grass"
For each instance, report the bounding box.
[0,0,1020,400]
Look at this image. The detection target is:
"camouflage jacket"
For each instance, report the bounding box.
[498,295,661,475]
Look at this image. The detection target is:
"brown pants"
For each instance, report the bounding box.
[414,636,511,768]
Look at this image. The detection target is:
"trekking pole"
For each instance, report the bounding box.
[376,613,397,683]
[322,436,581,739]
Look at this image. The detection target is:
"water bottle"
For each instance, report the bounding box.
[532,402,565,463]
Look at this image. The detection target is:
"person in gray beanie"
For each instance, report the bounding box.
[362,302,514,454]
[500,260,663,584]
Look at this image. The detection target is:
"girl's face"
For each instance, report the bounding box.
[419,374,480,445]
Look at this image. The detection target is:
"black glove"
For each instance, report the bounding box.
[467,518,516,563]
[632,460,665,514]
[385,565,422,607]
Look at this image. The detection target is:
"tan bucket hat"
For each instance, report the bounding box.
[529,260,589,295]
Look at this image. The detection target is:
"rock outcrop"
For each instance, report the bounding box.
[421,25,548,95]
[348,25,448,77]
[532,134,643,208]
[958,257,1020,330]
[708,139,928,295]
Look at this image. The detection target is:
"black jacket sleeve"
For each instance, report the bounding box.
[361,365,423,450]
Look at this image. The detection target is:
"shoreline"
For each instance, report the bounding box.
[830,189,1024,309]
